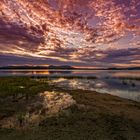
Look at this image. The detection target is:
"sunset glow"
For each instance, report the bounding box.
[0,0,140,67]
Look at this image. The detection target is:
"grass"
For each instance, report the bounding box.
[30,75,97,79]
[0,77,140,140]
[0,77,51,97]
[105,76,140,81]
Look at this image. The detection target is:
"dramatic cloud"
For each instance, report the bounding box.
[0,0,140,67]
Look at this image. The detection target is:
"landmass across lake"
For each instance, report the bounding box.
[0,65,140,70]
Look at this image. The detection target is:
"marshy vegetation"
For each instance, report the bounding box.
[0,77,140,140]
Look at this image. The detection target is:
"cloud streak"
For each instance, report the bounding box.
[0,0,140,67]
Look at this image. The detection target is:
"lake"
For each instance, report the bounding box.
[0,69,140,77]
[0,69,140,102]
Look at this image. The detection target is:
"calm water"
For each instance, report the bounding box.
[0,69,140,102]
[0,69,140,78]
[50,78,140,102]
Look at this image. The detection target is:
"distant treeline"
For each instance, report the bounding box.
[107,67,140,70]
[0,65,140,70]
[0,65,74,70]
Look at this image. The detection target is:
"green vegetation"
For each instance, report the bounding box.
[0,77,51,97]
[105,76,140,81]
[0,77,140,140]
[31,75,97,79]
[118,77,140,81]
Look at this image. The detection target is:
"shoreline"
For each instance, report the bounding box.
[0,77,140,139]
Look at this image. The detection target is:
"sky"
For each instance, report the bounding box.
[0,0,140,68]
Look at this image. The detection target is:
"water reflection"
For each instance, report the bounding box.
[0,69,73,76]
[0,69,140,78]
[49,78,140,102]
[48,70,72,74]
[111,71,140,78]
[0,69,140,102]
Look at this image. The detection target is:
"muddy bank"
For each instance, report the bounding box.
[0,89,140,140]
[0,77,140,140]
